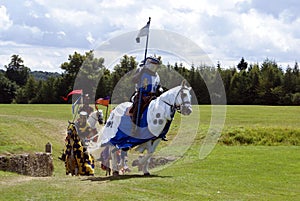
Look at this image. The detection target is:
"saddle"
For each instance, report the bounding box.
[129,93,156,124]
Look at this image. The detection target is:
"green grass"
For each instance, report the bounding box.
[1,146,299,200]
[0,104,71,155]
[0,104,299,200]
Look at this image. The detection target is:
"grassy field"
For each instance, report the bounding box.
[0,104,299,200]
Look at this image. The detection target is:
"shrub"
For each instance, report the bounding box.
[219,127,300,146]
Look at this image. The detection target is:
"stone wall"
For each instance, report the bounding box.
[0,152,53,177]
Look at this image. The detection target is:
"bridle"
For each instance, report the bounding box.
[162,86,191,115]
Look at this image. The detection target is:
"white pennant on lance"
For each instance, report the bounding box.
[136,18,150,43]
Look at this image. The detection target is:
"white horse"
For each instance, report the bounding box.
[89,80,192,176]
[80,109,104,144]
[87,109,104,128]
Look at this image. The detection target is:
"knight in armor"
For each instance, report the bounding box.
[129,56,163,135]
[59,111,93,161]
[75,111,93,146]
[78,94,94,117]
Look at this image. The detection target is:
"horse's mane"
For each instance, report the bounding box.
[159,85,181,103]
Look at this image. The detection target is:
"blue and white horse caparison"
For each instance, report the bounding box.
[89,80,193,176]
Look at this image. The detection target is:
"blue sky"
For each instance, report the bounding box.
[0,0,299,72]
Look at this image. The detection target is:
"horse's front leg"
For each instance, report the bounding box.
[141,153,152,176]
[140,138,161,175]
[118,150,130,174]
[109,145,119,176]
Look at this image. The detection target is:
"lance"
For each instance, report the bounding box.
[136,17,151,130]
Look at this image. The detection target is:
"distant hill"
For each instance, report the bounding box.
[30,71,61,80]
[1,69,61,80]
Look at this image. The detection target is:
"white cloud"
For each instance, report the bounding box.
[57,31,66,39]
[50,8,98,27]
[231,9,300,61]
[44,13,51,18]
[86,32,95,44]
[0,5,12,30]
[0,40,87,72]
[0,0,299,71]
[99,0,135,8]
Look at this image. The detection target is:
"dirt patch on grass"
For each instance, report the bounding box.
[0,174,51,187]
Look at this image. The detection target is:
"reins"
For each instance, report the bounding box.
[162,86,191,115]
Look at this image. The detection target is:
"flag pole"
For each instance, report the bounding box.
[104,105,109,124]
[72,95,82,122]
[143,17,151,64]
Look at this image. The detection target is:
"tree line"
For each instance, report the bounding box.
[0,51,299,105]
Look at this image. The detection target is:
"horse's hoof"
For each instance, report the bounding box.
[144,172,151,176]
[132,159,138,166]
[124,168,131,173]
[113,171,119,176]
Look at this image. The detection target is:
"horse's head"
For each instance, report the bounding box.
[175,80,193,116]
[87,110,104,128]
